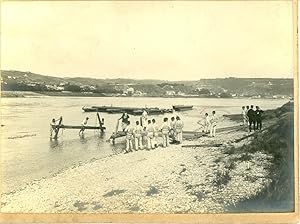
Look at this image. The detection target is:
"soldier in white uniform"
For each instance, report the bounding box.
[141,110,148,128]
[160,117,171,147]
[50,118,60,138]
[124,121,134,153]
[146,120,155,149]
[152,118,159,148]
[134,120,143,150]
[169,117,176,143]
[175,116,184,143]
[242,106,248,126]
[210,111,217,137]
[204,113,211,133]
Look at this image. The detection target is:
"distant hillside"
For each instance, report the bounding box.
[194,78,292,96]
[1,70,293,98]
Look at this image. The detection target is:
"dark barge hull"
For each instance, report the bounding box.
[83,106,173,115]
[172,105,193,111]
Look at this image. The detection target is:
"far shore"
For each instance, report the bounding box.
[0,90,288,99]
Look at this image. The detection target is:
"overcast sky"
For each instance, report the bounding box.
[1,1,294,81]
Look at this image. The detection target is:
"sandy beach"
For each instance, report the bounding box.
[1,117,274,213]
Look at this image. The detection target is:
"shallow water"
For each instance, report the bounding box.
[1,96,288,192]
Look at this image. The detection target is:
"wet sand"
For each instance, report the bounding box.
[1,117,273,213]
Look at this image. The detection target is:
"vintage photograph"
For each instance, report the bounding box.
[0,0,297,220]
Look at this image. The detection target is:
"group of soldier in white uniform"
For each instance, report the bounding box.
[49,109,218,152]
[121,110,184,153]
[198,111,218,137]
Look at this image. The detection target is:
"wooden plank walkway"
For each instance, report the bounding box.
[52,112,105,139]
[108,124,244,144]
[54,125,106,130]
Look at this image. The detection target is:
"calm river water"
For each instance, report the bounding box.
[1,96,288,193]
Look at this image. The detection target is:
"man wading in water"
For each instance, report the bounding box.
[50,117,61,139]
[119,112,130,131]
[79,117,89,136]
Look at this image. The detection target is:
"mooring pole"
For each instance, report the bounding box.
[140,116,143,127]
[115,119,119,133]
[54,116,63,140]
[97,113,104,133]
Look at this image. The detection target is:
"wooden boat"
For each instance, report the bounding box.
[172,105,193,111]
[91,105,112,112]
[82,107,99,112]
[83,105,173,115]
[106,108,123,114]
[147,108,164,115]
[162,108,173,113]
[129,110,144,115]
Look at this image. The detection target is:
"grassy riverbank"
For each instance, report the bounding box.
[225,101,294,212]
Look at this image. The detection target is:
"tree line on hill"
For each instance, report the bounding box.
[0,70,293,98]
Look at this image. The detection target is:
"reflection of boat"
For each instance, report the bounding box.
[172,105,193,111]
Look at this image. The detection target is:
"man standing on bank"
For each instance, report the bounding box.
[210,111,217,137]
[160,117,171,148]
[146,120,155,149]
[241,106,248,126]
[247,105,256,132]
[255,106,264,130]
[170,117,176,143]
[134,120,143,150]
[124,121,134,153]
[175,116,184,143]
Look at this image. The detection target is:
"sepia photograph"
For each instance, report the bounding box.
[0,0,298,222]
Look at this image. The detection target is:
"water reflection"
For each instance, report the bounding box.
[49,139,63,152]
[49,133,110,152]
[99,132,106,139]
[79,134,88,144]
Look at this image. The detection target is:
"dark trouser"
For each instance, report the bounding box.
[256,120,262,130]
[249,119,256,132]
